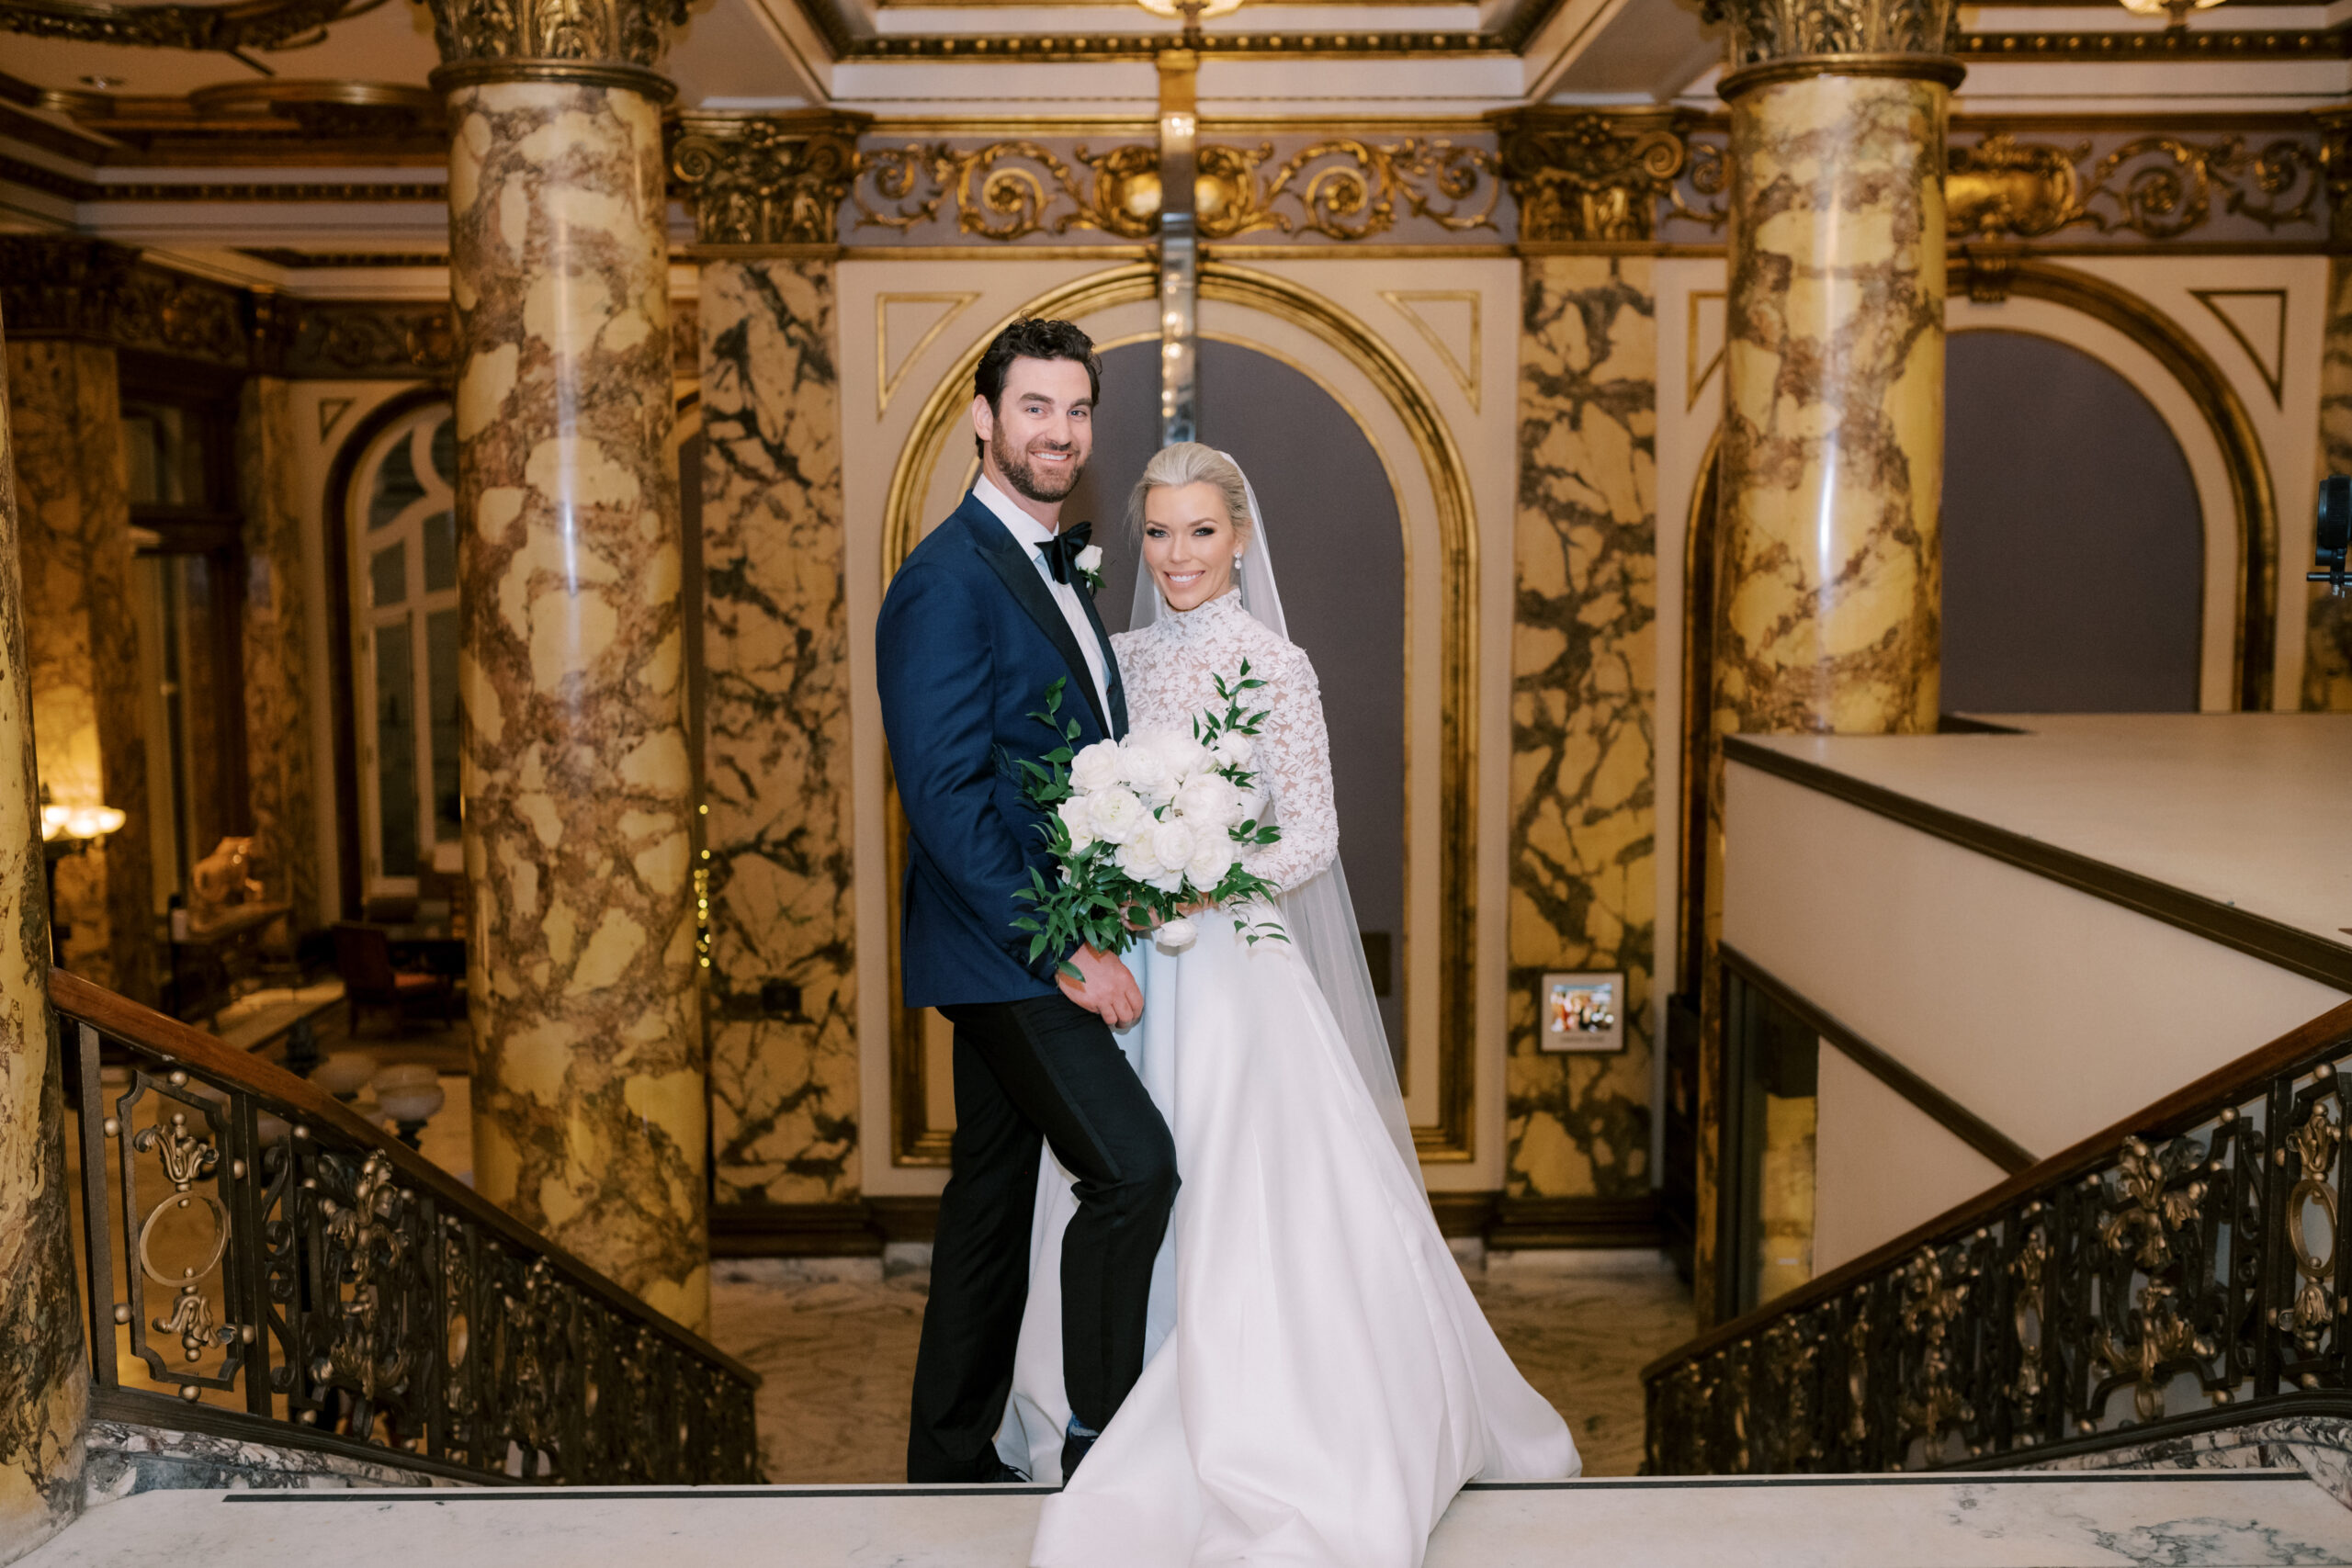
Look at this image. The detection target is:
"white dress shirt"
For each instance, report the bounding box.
[974,476,1114,723]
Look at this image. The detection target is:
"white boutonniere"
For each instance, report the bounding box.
[1075,544,1104,596]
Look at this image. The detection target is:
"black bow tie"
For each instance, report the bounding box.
[1039,523,1093,586]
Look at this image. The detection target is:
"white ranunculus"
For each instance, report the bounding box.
[1172,773,1242,830]
[1211,731,1254,771]
[1149,817,1197,874]
[1114,834,1164,882]
[1185,831,1236,888]
[1153,916,1197,954]
[1057,795,1097,852]
[1087,786,1146,844]
[1069,739,1125,794]
[1075,544,1103,574]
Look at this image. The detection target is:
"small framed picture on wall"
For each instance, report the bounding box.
[1539,971,1624,1054]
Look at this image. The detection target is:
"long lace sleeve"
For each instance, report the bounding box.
[1243,646,1339,893]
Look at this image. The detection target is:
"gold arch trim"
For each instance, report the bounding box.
[880,260,1480,1163]
[1952,255,2278,710]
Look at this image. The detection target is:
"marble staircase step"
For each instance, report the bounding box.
[23,1469,2351,1567]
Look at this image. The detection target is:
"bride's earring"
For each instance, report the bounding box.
[1233,553,1244,567]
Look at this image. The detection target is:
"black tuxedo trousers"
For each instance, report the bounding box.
[906,992,1178,1482]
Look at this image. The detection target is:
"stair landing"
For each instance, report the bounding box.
[24,1469,2352,1566]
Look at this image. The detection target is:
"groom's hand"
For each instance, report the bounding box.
[1058,944,1142,1030]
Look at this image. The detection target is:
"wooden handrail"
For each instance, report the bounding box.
[50,965,756,1386]
[1645,989,2352,1382]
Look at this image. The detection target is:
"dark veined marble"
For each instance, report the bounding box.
[237,378,322,926]
[696,260,860,1206]
[1505,256,1659,1202]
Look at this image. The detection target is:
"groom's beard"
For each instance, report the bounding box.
[992,426,1087,504]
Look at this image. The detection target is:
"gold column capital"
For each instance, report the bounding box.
[669,111,869,251]
[1490,107,1706,244]
[1702,0,1965,98]
[420,0,688,96]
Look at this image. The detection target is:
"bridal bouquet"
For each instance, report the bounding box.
[1012,664,1285,976]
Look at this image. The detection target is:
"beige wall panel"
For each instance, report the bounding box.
[1812,1045,2007,1276]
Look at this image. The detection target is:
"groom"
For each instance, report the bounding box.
[876,318,1177,1485]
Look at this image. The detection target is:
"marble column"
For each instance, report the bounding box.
[3,332,154,1004]
[429,3,707,1328]
[1506,256,1659,1204]
[2303,254,2352,711]
[236,377,321,928]
[1697,1,1962,1320]
[0,308,89,1560]
[695,261,860,1208]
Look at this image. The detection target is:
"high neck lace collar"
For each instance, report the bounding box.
[1159,589,1249,638]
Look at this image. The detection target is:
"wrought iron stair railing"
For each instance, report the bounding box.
[55,967,760,1484]
[1643,994,2352,1476]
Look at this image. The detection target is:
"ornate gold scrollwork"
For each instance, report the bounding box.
[1947,131,2326,243]
[420,0,690,70]
[0,0,384,52]
[2092,1135,2216,1422]
[132,1110,233,1363]
[1701,0,1963,69]
[322,1152,413,1401]
[848,136,1500,245]
[1897,1248,1973,1450]
[1498,112,1705,243]
[671,115,865,248]
[2008,1220,2050,1404]
[2285,1097,2342,1353]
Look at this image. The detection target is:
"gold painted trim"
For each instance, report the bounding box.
[876,291,982,417]
[1954,254,2279,708]
[1686,290,1725,412]
[1956,28,2349,61]
[842,245,1158,262]
[1210,243,1512,260]
[879,260,1482,1164]
[428,60,677,101]
[2188,288,2290,407]
[1379,289,1483,412]
[1718,52,1966,100]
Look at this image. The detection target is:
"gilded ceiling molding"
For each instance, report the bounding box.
[1956,26,2349,60]
[1946,129,2328,243]
[1702,0,1964,92]
[0,234,256,367]
[2320,107,2352,247]
[845,136,1501,245]
[837,29,1497,60]
[670,111,867,250]
[420,0,690,92]
[1494,108,1724,243]
[0,0,382,51]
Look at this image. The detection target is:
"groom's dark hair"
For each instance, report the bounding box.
[975,318,1102,457]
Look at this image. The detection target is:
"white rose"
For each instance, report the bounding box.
[1057,795,1097,852]
[1153,916,1197,955]
[1114,834,1164,882]
[1211,731,1254,771]
[1185,831,1235,888]
[1172,773,1242,830]
[1075,544,1103,574]
[1149,817,1197,874]
[1070,739,1125,794]
[1087,786,1146,844]
[1149,729,1212,781]
[1121,744,1176,807]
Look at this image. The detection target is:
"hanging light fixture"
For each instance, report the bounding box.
[1136,0,1245,21]
[2118,0,2224,30]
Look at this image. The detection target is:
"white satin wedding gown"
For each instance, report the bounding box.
[998,589,1578,1568]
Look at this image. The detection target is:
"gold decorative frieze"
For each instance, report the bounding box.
[0,0,373,51]
[1947,130,2327,243]
[420,0,690,72]
[1702,0,1962,73]
[2321,108,2352,246]
[848,135,1500,245]
[672,113,867,249]
[1497,111,1722,243]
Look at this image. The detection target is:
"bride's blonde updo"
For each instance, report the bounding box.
[1125,442,1254,547]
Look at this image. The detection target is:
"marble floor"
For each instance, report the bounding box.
[711,1247,1695,1484]
[30,1471,2352,1567]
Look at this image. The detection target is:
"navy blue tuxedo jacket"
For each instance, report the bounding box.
[876,491,1129,1009]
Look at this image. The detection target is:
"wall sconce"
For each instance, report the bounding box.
[40,784,129,966]
[2118,0,2224,30]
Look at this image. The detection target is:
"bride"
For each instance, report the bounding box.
[997,444,1578,1567]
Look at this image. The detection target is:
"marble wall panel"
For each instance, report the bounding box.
[4,339,154,1002]
[0,314,88,1560]
[1505,255,1658,1202]
[2304,256,2352,712]
[697,260,859,1206]
[236,379,321,927]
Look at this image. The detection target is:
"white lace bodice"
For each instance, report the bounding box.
[1111,589,1336,893]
